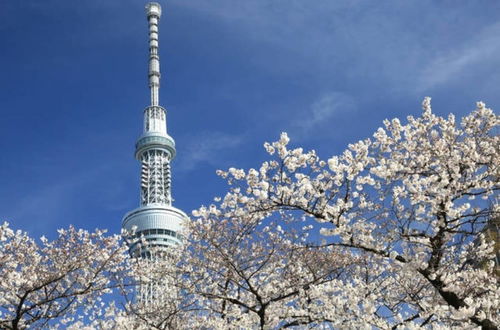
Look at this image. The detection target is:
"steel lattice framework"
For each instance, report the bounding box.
[140,149,171,205]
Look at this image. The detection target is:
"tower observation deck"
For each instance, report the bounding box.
[122,2,187,256]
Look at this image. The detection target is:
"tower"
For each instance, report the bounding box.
[122,2,187,257]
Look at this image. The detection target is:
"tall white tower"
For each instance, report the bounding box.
[122,2,186,257]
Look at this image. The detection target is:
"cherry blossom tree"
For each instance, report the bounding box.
[0,223,128,329]
[192,99,499,328]
[67,246,197,330]
[0,224,198,330]
[1,98,497,329]
[187,204,358,328]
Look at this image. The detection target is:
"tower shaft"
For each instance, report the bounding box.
[140,2,171,207]
[123,2,187,256]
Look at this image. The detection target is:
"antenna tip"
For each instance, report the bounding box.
[145,2,162,18]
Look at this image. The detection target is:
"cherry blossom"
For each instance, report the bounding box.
[0,223,128,329]
[192,99,499,328]
[1,99,497,329]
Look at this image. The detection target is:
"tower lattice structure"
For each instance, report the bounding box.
[122,2,187,258]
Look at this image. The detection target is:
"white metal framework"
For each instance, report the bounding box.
[140,149,171,205]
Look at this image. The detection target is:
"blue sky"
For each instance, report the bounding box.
[1,0,499,238]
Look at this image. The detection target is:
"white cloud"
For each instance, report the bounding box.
[293,92,356,137]
[417,22,500,91]
[176,131,244,172]
[2,166,108,233]
[171,0,500,98]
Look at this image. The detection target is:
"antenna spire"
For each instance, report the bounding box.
[146,2,162,106]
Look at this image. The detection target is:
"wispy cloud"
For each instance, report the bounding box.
[171,0,500,98]
[176,131,244,172]
[1,167,104,233]
[417,22,500,91]
[291,92,356,138]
